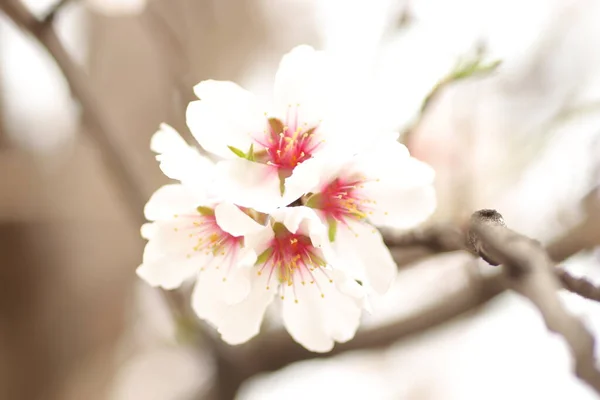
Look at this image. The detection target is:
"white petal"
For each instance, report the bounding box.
[137,223,212,290]
[140,222,157,239]
[151,123,215,189]
[215,272,275,345]
[282,157,328,206]
[215,159,283,213]
[137,235,204,290]
[368,184,436,228]
[282,283,334,352]
[335,221,397,294]
[136,256,199,290]
[273,45,337,127]
[144,184,204,221]
[282,269,362,352]
[191,267,228,326]
[244,225,275,257]
[271,206,329,249]
[351,140,436,228]
[214,202,265,237]
[186,81,266,159]
[221,263,254,305]
[350,139,411,179]
[320,269,364,343]
[272,205,319,234]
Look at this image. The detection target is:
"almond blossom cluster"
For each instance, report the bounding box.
[137,45,436,352]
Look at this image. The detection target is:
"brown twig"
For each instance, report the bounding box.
[469,209,600,394]
[383,224,466,267]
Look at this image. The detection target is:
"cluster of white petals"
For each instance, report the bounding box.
[137,46,437,352]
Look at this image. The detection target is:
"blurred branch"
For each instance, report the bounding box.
[0,0,205,359]
[0,0,146,225]
[248,269,505,374]
[469,209,600,394]
[42,0,74,25]
[546,187,600,262]
[384,224,466,267]
[556,268,600,302]
[240,208,600,382]
[141,4,197,146]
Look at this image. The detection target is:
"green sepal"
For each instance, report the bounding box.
[256,247,274,265]
[228,145,247,159]
[304,193,322,209]
[247,143,255,161]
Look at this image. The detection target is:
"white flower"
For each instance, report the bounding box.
[137,184,264,294]
[86,0,147,15]
[137,125,264,299]
[186,45,386,213]
[192,206,365,352]
[139,125,364,352]
[150,123,216,195]
[303,138,436,293]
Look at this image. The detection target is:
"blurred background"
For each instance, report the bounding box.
[1,0,600,399]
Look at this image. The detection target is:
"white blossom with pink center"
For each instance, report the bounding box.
[137,125,265,306]
[303,138,437,293]
[138,49,439,352]
[186,45,382,213]
[192,206,366,352]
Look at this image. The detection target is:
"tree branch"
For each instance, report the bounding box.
[546,187,600,262]
[469,209,600,394]
[247,270,504,374]
[0,0,205,357]
[556,268,600,302]
[1,0,146,226]
[42,0,74,25]
[383,224,466,267]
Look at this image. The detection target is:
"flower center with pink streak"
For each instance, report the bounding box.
[256,223,330,301]
[311,176,374,224]
[254,108,321,172]
[174,207,243,279]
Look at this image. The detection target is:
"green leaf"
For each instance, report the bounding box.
[228,145,247,159]
[327,217,337,242]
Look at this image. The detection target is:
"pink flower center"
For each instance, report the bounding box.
[256,223,330,301]
[310,176,375,224]
[173,207,243,280]
[255,107,321,172]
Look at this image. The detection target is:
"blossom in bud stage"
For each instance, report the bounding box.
[192,206,365,352]
[186,45,386,213]
[303,138,436,293]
